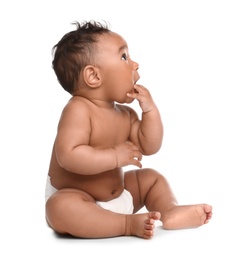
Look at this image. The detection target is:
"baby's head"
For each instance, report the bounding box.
[52,21,111,95]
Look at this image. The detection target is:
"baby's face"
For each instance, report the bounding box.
[95,32,140,103]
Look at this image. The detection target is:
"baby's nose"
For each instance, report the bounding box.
[133,61,139,70]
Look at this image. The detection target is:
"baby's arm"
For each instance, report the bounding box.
[127,84,163,155]
[55,101,142,175]
[56,142,142,175]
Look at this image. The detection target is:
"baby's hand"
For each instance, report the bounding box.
[113,141,142,168]
[127,84,156,113]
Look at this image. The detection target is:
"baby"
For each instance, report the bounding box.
[45,20,212,239]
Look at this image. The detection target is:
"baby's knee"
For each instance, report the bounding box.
[139,168,164,178]
[45,190,83,234]
[45,193,65,233]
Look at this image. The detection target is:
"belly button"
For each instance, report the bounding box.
[111,190,117,195]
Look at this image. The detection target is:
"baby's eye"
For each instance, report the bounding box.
[121,53,128,60]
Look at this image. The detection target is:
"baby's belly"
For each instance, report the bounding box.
[50,168,125,202]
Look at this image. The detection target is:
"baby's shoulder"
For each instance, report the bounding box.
[66,96,93,109]
[61,96,93,117]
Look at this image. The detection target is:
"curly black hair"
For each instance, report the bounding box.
[52,20,111,94]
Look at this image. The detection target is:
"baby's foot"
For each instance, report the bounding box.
[162,204,212,230]
[125,211,161,239]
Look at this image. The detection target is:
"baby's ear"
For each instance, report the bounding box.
[83,65,101,88]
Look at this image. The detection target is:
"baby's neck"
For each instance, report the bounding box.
[72,95,116,109]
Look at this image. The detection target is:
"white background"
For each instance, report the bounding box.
[0,0,234,259]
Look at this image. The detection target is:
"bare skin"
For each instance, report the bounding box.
[46,28,212,239]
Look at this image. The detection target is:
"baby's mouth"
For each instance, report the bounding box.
[134,77,139,84]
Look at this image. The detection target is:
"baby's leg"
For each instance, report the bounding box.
[125,169,212,230]
[46,188,160,239]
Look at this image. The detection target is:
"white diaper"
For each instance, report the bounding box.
[45,175,58,203]
[45,175,134,214]
[96,189,134,214]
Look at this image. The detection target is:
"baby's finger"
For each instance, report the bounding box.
[126,140,134,146]
[133,151,142,161]
[133,84,146,94]
[126,92,138,99]
[132,158,142,168]
[126,141,139,151]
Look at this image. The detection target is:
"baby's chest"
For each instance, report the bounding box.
[90,113,131,146]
